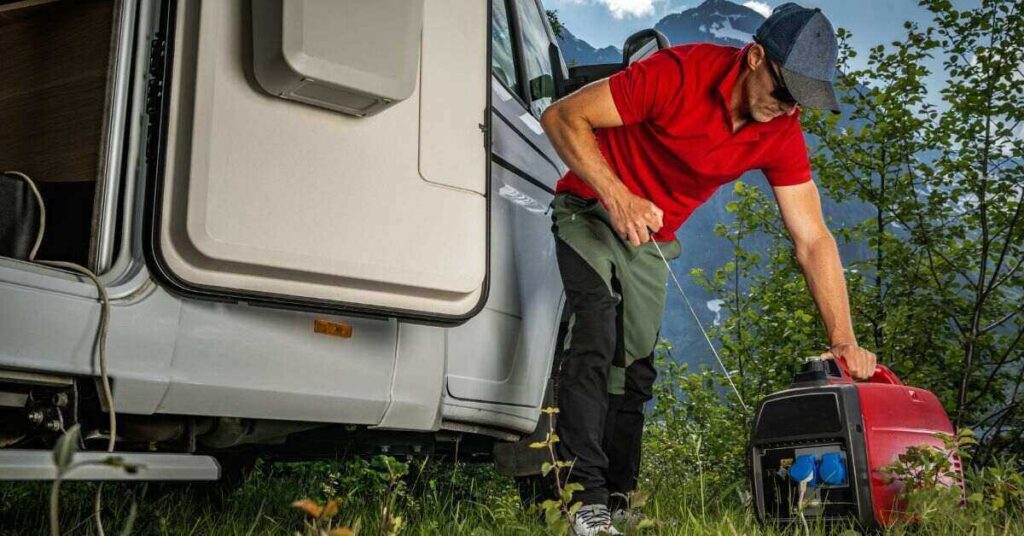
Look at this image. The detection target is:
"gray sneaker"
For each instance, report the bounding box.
[572,504,621,536]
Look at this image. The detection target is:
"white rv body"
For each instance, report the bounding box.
[0,0,658,478]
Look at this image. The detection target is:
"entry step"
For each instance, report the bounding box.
[0,450,220,481]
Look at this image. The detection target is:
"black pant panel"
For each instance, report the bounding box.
[605,354,657,510]
[554,237,619,506]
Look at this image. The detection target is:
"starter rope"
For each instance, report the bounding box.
[651,238,749,413]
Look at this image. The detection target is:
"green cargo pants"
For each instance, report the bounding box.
[550,193,681,394]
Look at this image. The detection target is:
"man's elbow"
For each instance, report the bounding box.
[539,103,565,136]
[794,231,837,267]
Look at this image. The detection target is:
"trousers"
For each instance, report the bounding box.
[550,193,680,507]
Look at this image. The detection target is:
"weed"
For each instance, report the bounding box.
[529,407,581,535]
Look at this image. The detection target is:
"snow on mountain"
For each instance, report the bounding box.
[654,0,765,47]
[558,0,764,67]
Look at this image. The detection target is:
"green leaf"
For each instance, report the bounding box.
[560,482,583,504]
[52,424,81,472]
[541,462,554,477]
[544,504,563,525]
[629,489,650,509]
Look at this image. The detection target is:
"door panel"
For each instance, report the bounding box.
[149,0,488,322]
[444,162,562,407]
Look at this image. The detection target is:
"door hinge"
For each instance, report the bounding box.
[144,31,168,163]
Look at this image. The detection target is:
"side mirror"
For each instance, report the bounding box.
[622,29,670,66]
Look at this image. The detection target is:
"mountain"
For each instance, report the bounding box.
[558,0,765,68]
[655,0,766,47]
[558,27,621,67]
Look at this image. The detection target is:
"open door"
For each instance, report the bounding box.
[144,0,490,324]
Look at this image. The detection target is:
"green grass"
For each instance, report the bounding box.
[1,458,1022,535]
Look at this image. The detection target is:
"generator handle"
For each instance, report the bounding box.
[834,357,904,385]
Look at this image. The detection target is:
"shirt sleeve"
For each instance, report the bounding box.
[761,118,813,187]
[607,49,685,126]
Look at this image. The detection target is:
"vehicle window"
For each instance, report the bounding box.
[491,0,520,96]
[513,0,554,117]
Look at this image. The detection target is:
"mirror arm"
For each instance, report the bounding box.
[548,42,570,99]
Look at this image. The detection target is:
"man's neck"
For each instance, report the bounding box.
[729,72,750,134]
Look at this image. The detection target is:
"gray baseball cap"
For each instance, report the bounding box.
[754,3,841,113]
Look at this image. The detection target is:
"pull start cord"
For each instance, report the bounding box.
[650,237,749,413]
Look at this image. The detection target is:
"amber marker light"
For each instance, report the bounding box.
[313,319,353,338]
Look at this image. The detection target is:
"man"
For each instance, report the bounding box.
[539,4,878,535]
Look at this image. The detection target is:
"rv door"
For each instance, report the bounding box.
[144,0,489,324]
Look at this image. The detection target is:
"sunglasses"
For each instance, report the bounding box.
[766,61,798,105]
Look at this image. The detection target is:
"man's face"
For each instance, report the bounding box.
[745,48,799,123]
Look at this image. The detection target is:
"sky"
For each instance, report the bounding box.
[546,0,979,73]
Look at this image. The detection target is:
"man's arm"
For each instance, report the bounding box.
[773,180,878,380]
[540,80,663,246]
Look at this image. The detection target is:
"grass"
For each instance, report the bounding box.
[1,456,1022,535]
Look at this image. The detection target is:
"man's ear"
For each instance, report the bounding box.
[747,43,766,70]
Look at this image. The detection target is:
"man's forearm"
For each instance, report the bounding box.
[796,233,857,347]
[540,105,629,202]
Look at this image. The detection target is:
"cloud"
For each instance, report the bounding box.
[743,1,773,18]
[564,0,657,19]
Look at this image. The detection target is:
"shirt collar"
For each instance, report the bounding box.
[717,43,751,108]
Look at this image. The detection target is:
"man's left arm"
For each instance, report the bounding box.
[773,180,878,380]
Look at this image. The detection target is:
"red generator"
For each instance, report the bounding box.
[748,357,961,528]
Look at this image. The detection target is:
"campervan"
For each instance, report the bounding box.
[0,0,666,484]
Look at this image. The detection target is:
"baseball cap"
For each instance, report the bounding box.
[754,3,841,113]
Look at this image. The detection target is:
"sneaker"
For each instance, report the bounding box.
[572,504,621,536]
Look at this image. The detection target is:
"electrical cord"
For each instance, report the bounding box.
[4,170,46,261]
[4,170,116,453]
[651,238,750,413]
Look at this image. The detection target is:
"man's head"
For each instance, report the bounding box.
[740,3,841,123]
[739,44,800,123]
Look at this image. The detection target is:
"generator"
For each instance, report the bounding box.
[748,356,960,528]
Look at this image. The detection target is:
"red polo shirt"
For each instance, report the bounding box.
[555,43,813,241]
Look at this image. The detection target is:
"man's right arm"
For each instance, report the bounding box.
[540,80,663,246]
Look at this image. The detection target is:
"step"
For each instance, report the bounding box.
[0,450,221,481]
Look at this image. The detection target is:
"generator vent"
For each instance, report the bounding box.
[754,393,842,440]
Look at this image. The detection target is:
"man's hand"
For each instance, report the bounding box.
[825,343,878,380]
[604,187,664,246]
